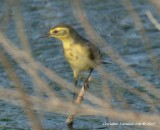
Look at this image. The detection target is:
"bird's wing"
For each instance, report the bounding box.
[88,42,102,60]
[80,39,102,62]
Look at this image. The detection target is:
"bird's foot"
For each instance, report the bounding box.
[84,82,89,90]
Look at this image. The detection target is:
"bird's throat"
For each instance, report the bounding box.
[62,38,75,50]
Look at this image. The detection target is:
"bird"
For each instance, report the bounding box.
[42,24,111,99]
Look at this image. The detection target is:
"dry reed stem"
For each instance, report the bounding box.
[13,0,31,54]
[0,0,10,32]
[146,10,160,31]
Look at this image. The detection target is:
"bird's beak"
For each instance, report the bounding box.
[40,33,50,38]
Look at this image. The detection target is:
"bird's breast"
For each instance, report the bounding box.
[63,44,86,61]
[63,43,91,71]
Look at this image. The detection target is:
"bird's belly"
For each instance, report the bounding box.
[69,58,91,71]
[64,48,91,71]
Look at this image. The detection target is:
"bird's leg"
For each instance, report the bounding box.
[73,70,79,101]
[73,77,78,100]
[84,69,93,90]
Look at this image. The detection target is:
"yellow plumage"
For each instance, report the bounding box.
[43,24,110,98]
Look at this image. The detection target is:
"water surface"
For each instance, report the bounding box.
[0,0,159,130]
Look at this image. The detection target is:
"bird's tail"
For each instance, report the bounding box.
[102,61,112,64]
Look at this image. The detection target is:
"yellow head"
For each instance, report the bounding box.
[46,24,76,40]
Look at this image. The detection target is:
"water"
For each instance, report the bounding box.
[0,0,160,130]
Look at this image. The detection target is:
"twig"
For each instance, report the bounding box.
[66,83,88,125]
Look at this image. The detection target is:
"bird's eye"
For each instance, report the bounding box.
[53,30,58,33]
